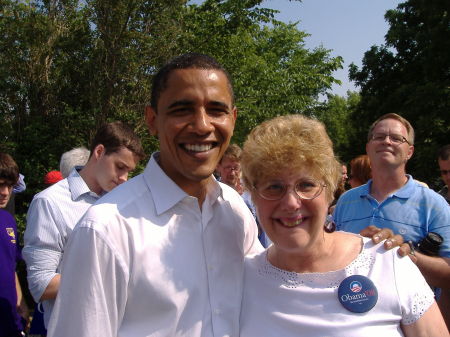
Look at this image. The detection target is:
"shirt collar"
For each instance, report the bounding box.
[361,174,414,199]
[144,152,222,215]
[67,168,101,201]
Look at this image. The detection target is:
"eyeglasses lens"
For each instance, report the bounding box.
[257,180,323,200]
[372,133,407,144]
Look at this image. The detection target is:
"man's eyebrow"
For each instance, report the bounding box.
[209,101,230,109]
[167,100,231,110]
[167,100,194,109]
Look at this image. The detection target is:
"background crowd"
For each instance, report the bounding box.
[1,52,449,337]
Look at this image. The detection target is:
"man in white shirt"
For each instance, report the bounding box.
[23,121,145,327]
[47,53,262,337]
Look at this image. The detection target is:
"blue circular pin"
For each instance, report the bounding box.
[338,275,378,313]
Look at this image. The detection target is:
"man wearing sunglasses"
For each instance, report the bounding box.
[334,113,450,324]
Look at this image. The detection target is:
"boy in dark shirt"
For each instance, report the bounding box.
[0,153,27,337]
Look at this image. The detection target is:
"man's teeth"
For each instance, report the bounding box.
[185,144,213,152]
[283,218,304,227]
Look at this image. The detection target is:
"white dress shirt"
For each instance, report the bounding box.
[47,153,262,337]
[23,168,101,326]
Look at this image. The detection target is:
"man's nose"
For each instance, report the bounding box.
[191,109,214,134]
[0,185,10,196]
[118,172,128,184]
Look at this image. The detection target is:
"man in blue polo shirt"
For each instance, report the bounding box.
[0,153,28,337]
[334,113,450,298]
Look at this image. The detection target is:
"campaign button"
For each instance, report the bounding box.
[338,275,378,313]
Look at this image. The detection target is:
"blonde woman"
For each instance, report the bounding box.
[240,115,448,337]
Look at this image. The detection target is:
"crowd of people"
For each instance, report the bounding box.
[1,53,449,337]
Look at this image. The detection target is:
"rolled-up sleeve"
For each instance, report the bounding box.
[23,197,66,302]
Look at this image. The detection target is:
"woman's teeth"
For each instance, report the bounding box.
[282,217,304,227]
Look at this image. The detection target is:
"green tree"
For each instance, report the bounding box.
[182,0,342,143]
[316,91,360,162]
[1,0,343,208]
[349,0,450,185]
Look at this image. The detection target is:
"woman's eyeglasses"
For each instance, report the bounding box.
[253,179,326,201]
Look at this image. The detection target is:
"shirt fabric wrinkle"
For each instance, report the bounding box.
[47,153,263,337]
[23,167,101,327]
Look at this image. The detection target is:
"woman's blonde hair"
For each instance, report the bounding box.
[241,115,341,202]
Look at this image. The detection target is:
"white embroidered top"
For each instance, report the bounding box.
[240,235,435,337]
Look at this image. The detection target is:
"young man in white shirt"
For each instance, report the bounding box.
[23,121,144,327]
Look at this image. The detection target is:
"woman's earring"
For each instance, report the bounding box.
[324,215,336,233]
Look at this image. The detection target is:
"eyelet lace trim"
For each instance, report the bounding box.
[259,248,376,289]
[402,280,435,325]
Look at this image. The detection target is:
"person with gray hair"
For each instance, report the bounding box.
[59,147,90,178]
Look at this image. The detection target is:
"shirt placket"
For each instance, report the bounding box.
[201,202,224,337]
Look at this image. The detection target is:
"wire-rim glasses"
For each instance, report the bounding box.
[253,179,326,201]
[370,133,411,145]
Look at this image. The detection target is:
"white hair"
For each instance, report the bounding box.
[59,147,90,178]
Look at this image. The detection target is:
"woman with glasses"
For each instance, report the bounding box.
[239,115,447,336]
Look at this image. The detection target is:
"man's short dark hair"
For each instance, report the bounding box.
[438,144,450,161]
[0,153,19,186]
[150,53,234,110]
[90,121,145,160]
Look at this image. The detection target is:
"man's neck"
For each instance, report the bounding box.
[370,168,408,203]
[79,162,102,195]
[181,177,215,210]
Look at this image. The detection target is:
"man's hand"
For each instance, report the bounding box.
[359,225,415,260]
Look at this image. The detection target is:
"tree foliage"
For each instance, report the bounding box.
[1,0,344,210]
[349,0,450,184]
[316,91,360,162]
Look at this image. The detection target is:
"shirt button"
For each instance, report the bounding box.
[214,308,221,315]
[399,228,406,234]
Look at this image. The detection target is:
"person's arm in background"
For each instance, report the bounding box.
[15,272,29,321]
[23,197,64,303]
[437,288,450,331]
[412,200,450,287]
[414,254,450,288]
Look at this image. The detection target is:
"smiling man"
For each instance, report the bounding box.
[23,121,144,328]
[333,113,450,302]
[47,53,262,337]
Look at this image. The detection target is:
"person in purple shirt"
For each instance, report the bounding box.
[0,152,28,337]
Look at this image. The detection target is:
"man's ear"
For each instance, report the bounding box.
[93,144,105,160]
[406,145,414,161]
[232,106,237,127]
[145,106,158,136]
